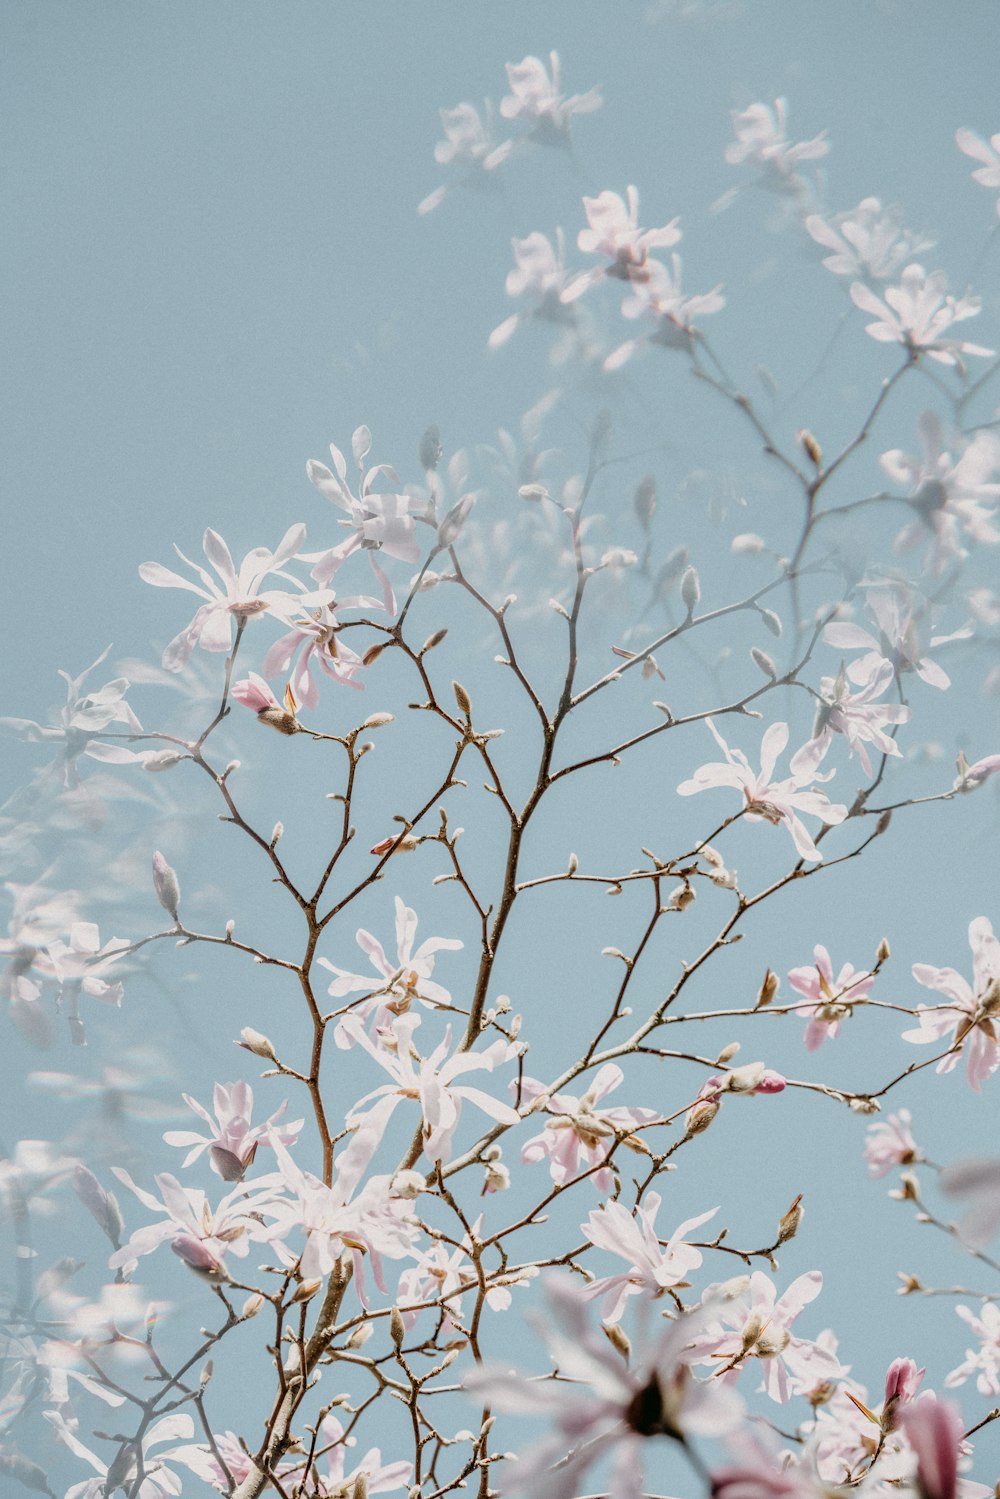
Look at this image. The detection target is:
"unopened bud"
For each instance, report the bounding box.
[634,475,657,529]
[751,646,777,679]
[875,810,892,836]
[143,749,183,772]
[225,919,235,939]
[755,1325,791,1358]
[270,822,283,847]
[152,851,181,921]
[238,1027,278,1062]
[347,1322,374,1348]
[716,1042,740,1066]
[258,707,301,736]
[797,429,823,468]
[680,565,701,613]
[437,494,474,547]
[603,1321,631,1360]
[876,938,891,962]
[452,681,472,717]
[363,713,394,729]
[362,642,387,666]
[200,1360,214,1388]
[760,609,782,638]
[567,852,578,876]
[352,1475,369,1499]
[290,1278,322,1305]
[241,1294,264,1319]
[685,1098,720,1136]
[390,1306,406,1348]
[422,628,448,654]
[756,969,779,1008]
[726,1062,766,1093]
[740,1311,765,1353]
[776,1193,804,1245]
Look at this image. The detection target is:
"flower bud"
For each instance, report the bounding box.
[761,609,782,638]
[776,1193,804,1245]
[756,968,780,1008]
[143,750,184,772]
[347,1322,374,1348]
[452,681,472,717]
[363,712,394,729]
[172,1235,228,1282]
[241,1294,264,1319]
[685,1098,720,1136]
[797,428,823,468]
[352,1476,369,1499]
[603,1321,632,1360]
[73,1165,123,1248]
[751,646,777,679]
[680,565,701,613]
[238,1027,278,1062]
[152,851,181,921]
[422,628,448,653]
[876,938,891,962]
[290,1278,322,1304]
[390,1306,406,1348]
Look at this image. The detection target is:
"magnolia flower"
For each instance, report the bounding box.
[488,231,577,350]
[262,597,380,709]
[322,897,463,1045]
[807,660,909,777]
[464,1277,742,1499]
[231,671,301,733]
[45,1409,194,1499]
[850,265,993,367]
[677,719,848,863]
[342,1013,520,1164]
[396,1222,533,1336]
[518,1064,662,1192]
[139,524,325,672]
[418,102,513,215]
[725,98,828,181]
[290,1413,412,1497]
[499,51,601,137]
[864,1109,922,1178]
[108,1167,280,1273]
[581,1192,718,1322]
[956,127,1000,218]
[787,945,875,1050]
[945,1301,1000,1397]
[0,646,145,786]
[689,1270,845,1403]
[167,1431,259,1492]
[823,583,965,690]
[304,427,420,590]
[899,1395,965,1499]
[804,197,933,282]
[604,252,725,369]
[902,918,1000,1091]
[562,185,682,305]
[163,1082,303,1181]
[953,752,1000,793]
[881,412,1000,572]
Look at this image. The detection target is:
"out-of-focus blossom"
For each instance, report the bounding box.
[850,265,993,368]
[805,197,933,282]
[677,719,848,863]
[518,1064,661,1193]
[902,918,1000,1091]
[0,1138,77,1218]
[342,1013,520,1165]
[807,660,909,777]
[304,428,421,590]
[899,1394,964,1499]
[940,1156,1000,1245]
[864,1109,922,1178]
[288,1412,412,1496]
[418,101,513,215]
[712,1431,828,1498]
[956,127,1000,218]
[945,1302,1000,1396]
[725,98,828,183]
[689,1271,845,1403]
[952,751,1000,793]
[465,1277,742,1499]
[604,252,725,368]
[562,185,682,305]
[787,945,875,1050]
[823,584,965,691]
[489,231,579,351]
[168,1430,258,1492]
[45,1409,195,1499]
[163,1081,303,1181]
[581,1192,718,1322]
[322,896,463,1045]
[881,412,1000,573]
[499,52,601,138]
[0,647,145,787]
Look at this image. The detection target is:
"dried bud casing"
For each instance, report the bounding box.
[756,968,780,1008]
[685,1098,719,1136]
[776,1193,804,1245]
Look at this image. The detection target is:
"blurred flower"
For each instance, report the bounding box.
[499,52,601,139]
[563,185,682,305]
[851,266,993,368]
[945,1302,1000,1396]
[881,412,1000,573]
[725,98,828,183]
[804,197,933,282]
[864,1109,922,1178]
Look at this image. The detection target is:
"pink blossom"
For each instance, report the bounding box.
[499,52,601,137]
[823,583,965,691]
[677,719,848,863]
[689,1270,845,1403]
[882,1357,925,1429]
[581,1192,718,1322]
[290,1412,412,1496]
[902,918,1000,1090]
[163,1081,303,1181]
[140,524,325,672]
[850,265,993,367]
[108,1167,280,1274]
[396,1221,534,1335]
[807,660,909,777]
[517,1063,662,1193]
[231,671,283,714]
[562,185,682,305]
[712,1432,825,1498]
[953,752,1000,793]
[805,197,933,282]
[945,1301,1000,1396]
[864,1109,923,1178]
[262,597,380,709]
[881,412,1000,572]
[899,1394,964,1499]
[725,99,828,182]
[787,944,875,1050]
[168,1430,259,1491]
[341,1013,520,1164]
[940,1156,1000,1245]
[465,1277,742,1499]
[322,896,463,1045]
[956,127,1000,218]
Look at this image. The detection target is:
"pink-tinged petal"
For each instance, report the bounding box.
[772,1269,823,1322]
[202,529,238,589]
[899,1395,963,1499]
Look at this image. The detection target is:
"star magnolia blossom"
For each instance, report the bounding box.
[946,1302,1000,1397]
[562,185,682,305]
[464,1277,742,1499]
[804,196,933,282]
[823,583,965,691]
[604,252,726,369]
[499,51,601,135]
[940,1156,1000,1245]
[864,1108,923,1178]
[108,1168,280,1274]
[902,917,1000,1090]
[787,944,875,1050]
[488,231,576,350]
[304,425,421,595]
[434,102,511,170]
[880,412,1000,573]
[725,98,828,180]
[956,126,1000,218]
[396,1221,535,1336]
[139,524,326,672]
[342,1013,520,1164]
[677,719,848,863]
[689,1270,845,1403]
[262,594,383,709]
[162,1081,303,1182]
[321,896,463,1046]
[581,1192,718,1322]
[45,1409,195,1499]
[517,1063,662,1193]
[0,645,145,786]
[850,264,994,367]
[807,660,909,777]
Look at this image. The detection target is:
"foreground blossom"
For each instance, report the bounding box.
[864,1108,923,1177]
[689,1270,844,1403]
[787,944,875,1049]
[108,1167,280,1274]
[518,1063,662,1192]
[677,719,848,862]
[581,1192,718,1321]
[899,1394,966,1499]
[465,1277,742,1499]
[902,917,1000,1090]
[162,1081,303,1181]
[262,595,381,708]
[850,265,993,367]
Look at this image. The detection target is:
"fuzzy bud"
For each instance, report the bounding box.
[437,493,474,548]
[241,1294,264,1319]
[422,628,448,654]
[756,968,780,1008]
[776,1193,804,1245]
[452,681,472,718]
[238,1027,278,1062]
[760,609,782,638]
[347,1322,374,1348]
[290,1278,323,1305]
[603,1321,632,1360]
[143,749,184,772]
[685,1098,720,1136]
[362,642,387,666]
[152,851,181,921]
[680,565,701,614]
[751,646,777,679]
[73,1165,124,1248]
[390,1306,406,1348]
[634,475,657,529]
[877,938,891,962]
[567,852,579,876]
[797,429,823,468]
[715,1042,740,1066]
[351,1476,369,1499]
[270,822,284,847]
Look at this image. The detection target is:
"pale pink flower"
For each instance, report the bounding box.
[163,1081,303,1181]
[488,231,577,350]
[864,1109,922,1178]
[263,597,380,709]
[807,660,909,777]
[725,99,828,182]
[562,185,682,305]
[517,1063,661,1193]
[168,1430,258,1491]
[805,197,933,282]
[140,524,324,672]
[689,1271,845,1403]
[464,1277,742,1499]
[677,719,848,863]
[945,1302,1000,1396]
[322,896,463,1045]
[581,1192,718,1322]
[342,1013,520,1164]
[823,583,965,691]
[940,1156,1000,1245]
[956,127,1000,218]
[787,944,875,1050]
[45,1409,195,1499]
[713,1432,827,1498]
[850,265,993,367]
[902,918,1000,1091]
[881,412,1000,572]
[899,1394,964,1499]
[953,752,1000,793]
[304,426,421,594]
[231,671,284,715]
[499,52,601,138]
[108,1167,280,1273]
[291,1413,412,1497]
[882,1357,925,1428]
[396,1221,533,1335]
